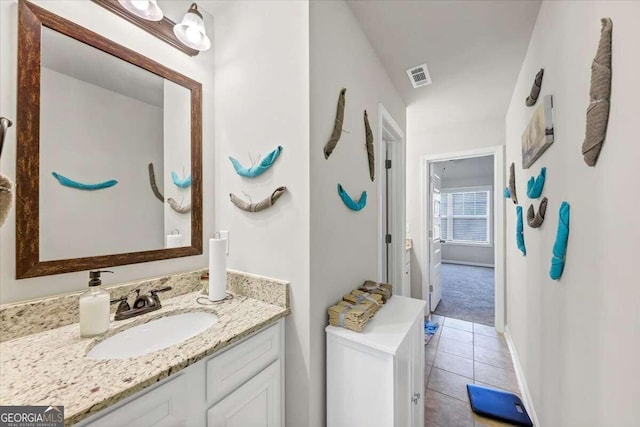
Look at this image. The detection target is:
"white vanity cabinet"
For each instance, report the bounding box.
[76,319,284,427]
[326,296,426,427]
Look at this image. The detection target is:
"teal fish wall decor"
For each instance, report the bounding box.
[337,183,367,211]
[51,172,117,191]
[229,146,283,178]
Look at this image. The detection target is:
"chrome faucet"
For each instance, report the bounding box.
[110,286,172,321]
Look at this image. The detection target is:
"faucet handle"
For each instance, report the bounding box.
[110,296,131,314]
[149,286,172,308]
[150,286,172,295]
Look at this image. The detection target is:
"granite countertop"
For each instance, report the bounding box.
[0,289,289,425]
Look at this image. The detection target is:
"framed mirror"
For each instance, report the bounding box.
[16,0,203,279]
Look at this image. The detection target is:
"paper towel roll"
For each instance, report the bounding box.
[166,234,184,248]
[208,238,227,301]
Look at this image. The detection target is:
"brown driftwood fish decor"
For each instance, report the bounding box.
[230,186,287,212]
[525,68,544,107]
[0,174,12,228]
[582,18,612,167]
[508,162,518,205]
[167,198,191,214]
[364,110,374,182]
[527,197,548,228]
[324,88,346,159]
[147,163,164,202]
[0,117,13,228]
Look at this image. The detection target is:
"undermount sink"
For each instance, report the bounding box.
[87,312,218,360]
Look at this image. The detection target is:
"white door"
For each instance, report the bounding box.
[410,316,424,426]
[394,332,412,427]
[429,165,443,311]
[208,361,282,427]
[393,314,424,427]
[382,140,393,285]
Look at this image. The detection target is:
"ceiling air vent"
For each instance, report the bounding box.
[406,63,432,88]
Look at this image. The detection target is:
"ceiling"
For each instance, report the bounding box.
[42,26,164,107]
[437,155,494,182]
[347,0,541,125]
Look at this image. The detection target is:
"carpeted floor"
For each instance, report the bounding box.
[433,263,495,326]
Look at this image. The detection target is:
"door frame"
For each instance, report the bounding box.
[377,104,406,294]
[420,145,506,332]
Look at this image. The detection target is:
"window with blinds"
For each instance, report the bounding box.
[440,188,491,245]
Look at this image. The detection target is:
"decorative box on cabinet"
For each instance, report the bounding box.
[326,296,426,427]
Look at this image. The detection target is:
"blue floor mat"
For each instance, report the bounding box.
[424,320,440,336]
[467,384,533,426]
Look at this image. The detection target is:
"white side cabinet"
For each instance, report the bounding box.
[326,296,426,427]
[76,319,285,427]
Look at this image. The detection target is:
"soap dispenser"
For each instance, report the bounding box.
[79,270,113,338]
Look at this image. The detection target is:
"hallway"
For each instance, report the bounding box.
[425,315,520,427]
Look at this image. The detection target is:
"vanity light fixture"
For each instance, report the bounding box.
[173,3,211,51]
[117,0,164,21]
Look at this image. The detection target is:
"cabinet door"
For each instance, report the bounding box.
[410,316,424,426]
[207,361,281,427]
[207,322,281,405]
[394,334,412,427]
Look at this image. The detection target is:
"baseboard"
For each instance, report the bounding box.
[441,260,495,268]
[504,326,540,426]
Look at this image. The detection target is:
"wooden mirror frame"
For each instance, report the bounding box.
[16,0,203,279]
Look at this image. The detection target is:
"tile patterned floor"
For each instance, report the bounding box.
[424,315,522,427]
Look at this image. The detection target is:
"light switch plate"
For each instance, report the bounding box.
[219,230,229,255]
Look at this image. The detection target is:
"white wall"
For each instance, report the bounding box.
[309,2,406,426]
[442,243,494,266]
[39,67,164,260]
[438,156,495,266]
[207,2,311,426]
[504,2,640,425]
[406,113,504,299]
[163,79,191,247]
[0,0,215,303]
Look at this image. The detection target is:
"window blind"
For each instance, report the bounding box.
[440,190,490,244]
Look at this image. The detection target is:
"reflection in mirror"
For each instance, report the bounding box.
[39,27,192,261]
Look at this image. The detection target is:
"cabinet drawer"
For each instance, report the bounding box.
[207,322,281,405]
[82,374,190,427]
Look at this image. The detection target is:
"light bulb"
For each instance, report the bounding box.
[185,25,202,44]
[173,3,210,51]
[130,0,149,11]
[118,0,163,20]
